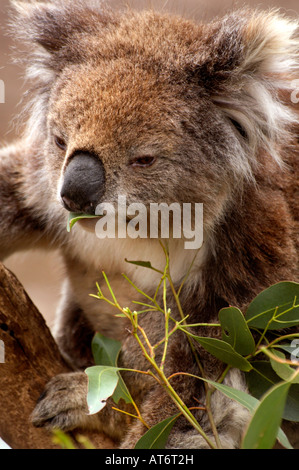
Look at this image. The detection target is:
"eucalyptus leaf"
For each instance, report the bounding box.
[268,349,299,384]
[246,362,299,421]
[92,333,121,367]
[112,374,134,405]
[204,379,259,412]
[275,343,299,355]
[124,259,165,276]
[219,307,255,355]
[134,414,180,449]
[185,333,252,371]
[91,333,133,405]
[85,366,120,414]
[242,381,291,449]
[202,379,292,449]
[245,282,299,330]
[246,361,280,397]
[52,430,76,450]
[125,259,154,269]
[67,212,100,232]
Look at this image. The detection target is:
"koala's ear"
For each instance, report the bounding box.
[196,9,298,90]
[11,0,117,71]
[193,9,299,165]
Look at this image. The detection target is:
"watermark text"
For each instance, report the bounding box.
[0,340,4,363]
[94,196,203,250]
[0,80,5,104]
[291,339,299,364]
[291,79,299,104]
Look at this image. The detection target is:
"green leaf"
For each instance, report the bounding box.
[246,362,299,421]
[268,349,299,384]
[246,361,280,397]
[85,366,120,414]
[52,430,76,449]
[202,379,292,449]
[245,282,299,330]
[125,259,153,269]
[92,333,121,367]
[204,379,259,412]
[219,307,255,355]
[242,381,291,449]
[124,259,164,275]
[67,212,100,232]
[275,343,299,355]
[112,374,134,405]
[184,333,252,371]
[134,414,180,449]
[91,333,133,405]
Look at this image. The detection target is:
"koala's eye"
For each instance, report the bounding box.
[229,119,248,140]
[130,156,156,168]
[54,136,67,151]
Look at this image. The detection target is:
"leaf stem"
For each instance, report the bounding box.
[131,328,216,449]
[159,241,221,448]
[111,407,150,429]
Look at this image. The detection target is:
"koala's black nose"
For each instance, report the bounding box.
[60,153,105,215]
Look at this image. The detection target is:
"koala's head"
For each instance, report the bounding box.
[13,0,299,232]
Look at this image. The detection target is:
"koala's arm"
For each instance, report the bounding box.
[31,363,251,448]
[0,142,50,260]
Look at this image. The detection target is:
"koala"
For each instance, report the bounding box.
[0,0,298,449]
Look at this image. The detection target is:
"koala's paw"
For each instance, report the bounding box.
[32,372,92,431]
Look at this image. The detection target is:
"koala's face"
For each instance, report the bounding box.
[21,4,286,233]
[46,59,243,230]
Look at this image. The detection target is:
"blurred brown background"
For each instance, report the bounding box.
[0,0,299,328]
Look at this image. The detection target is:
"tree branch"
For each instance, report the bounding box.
[0,262,116,449]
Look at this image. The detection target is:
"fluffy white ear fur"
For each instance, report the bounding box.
[213,10,299,172]
[11,0,110,145]
[11,1,63,145]
[241,11,299,76]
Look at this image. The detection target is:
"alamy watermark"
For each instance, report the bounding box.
[0,80,5,104]
[291,79,299,104]
[0,340,4,363]
[93,196,203,250]
[291,339,299,364]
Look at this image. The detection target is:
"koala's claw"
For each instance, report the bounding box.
[32,372,90,431]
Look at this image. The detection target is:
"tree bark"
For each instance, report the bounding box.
[0,262,115,449]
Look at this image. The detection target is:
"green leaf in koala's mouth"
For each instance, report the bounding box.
[67,212,101,232]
